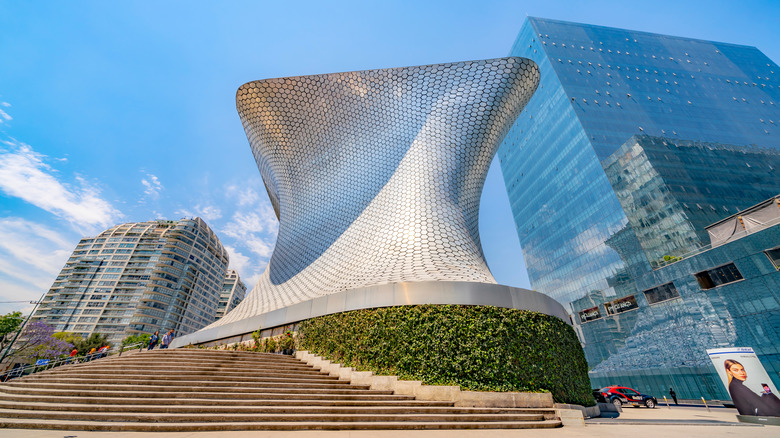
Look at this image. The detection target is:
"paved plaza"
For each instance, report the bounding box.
[0,406,775,438]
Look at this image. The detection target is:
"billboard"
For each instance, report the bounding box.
[707,347,780,417]
[578,306,601,323]
[604,295,638,315]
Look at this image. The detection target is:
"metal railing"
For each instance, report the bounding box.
[0,342,143,382]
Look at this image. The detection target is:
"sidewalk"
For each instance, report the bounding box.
[0,406,774,438]
[0,426,772,438]
[589,403,742,424]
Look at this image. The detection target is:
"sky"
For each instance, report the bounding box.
[0,0,778,315]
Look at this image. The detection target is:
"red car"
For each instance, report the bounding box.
[594,385,657,408]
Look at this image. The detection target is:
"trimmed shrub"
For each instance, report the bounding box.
[298,305,593,406]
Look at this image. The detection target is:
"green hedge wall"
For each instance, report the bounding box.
[297,305,594,406]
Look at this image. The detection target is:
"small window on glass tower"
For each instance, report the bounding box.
[765,247,780,270]
[694,263,744,290]
[643,282,681,305]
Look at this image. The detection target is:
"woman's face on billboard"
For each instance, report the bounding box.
[728,363,747,381]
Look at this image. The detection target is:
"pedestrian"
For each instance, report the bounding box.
[160,329,174,349]
[67,348,78,364]
[669,387,678,405]
[148,331,159,350]
[87,347,97,361]
[99,345,110,358]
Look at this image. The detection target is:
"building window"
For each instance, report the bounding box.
[578,306,602,323]
[604,295,639,315]
[643,282,681,305]
[765,247,780,270]
[694,263,744,290]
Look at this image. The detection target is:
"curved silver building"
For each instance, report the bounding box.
[175,57,548,346]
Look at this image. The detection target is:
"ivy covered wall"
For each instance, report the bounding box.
[298,305,594,406]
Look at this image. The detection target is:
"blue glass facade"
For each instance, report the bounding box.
[604,135,780,265]
[585,225,780,400]
[499,17,780,399]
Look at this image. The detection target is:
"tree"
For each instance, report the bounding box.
[73,333,111,353]
[51,332,111,355]
[52,332,83,347]
[122,333,151,348]
[9,321,73,363]
[0,312,24,352]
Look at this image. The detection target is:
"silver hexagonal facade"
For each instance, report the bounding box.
[210,57,539,329]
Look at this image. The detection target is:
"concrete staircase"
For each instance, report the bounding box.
[0,349,561,431]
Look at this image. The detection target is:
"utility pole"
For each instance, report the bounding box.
[0,294,45,365]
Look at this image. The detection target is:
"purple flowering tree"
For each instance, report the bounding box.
[9,321,73,363]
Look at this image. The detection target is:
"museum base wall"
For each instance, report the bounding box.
[297,304,594,406]
[171,281,570,348]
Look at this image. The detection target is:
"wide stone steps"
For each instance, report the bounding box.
[103,353,306,363]
[125,351,305,362]
[22,374,349,385]
[4,378,368,389]
[0,394,455,407]
[63,360,315,371]
[0,387,402,399]
[0,349,561,431]
[0,418,563,431]
[0,400,543,415]
[133,350,301,360]
[0,408,547,423]
[39,367,329,377]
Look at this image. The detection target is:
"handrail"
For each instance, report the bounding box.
[118,342,144,357]
[0,347,127,382]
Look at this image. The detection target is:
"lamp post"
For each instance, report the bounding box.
[0,294,45,365]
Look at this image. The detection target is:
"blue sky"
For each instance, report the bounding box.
[1,0,778,315]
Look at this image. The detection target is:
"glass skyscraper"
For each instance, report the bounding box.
[499,17,780,399]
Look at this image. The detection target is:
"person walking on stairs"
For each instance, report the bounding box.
[160,329,174,349]
[148,331,159,350]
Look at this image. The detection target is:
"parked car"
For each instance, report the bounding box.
[594,385,657,408]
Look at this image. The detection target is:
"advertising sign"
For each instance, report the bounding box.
[578,306,601,323]
[604,295,638,315]
[707,347,780,417]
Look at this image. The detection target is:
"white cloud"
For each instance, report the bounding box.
[0,282,42,315]
[176,204,223,222]
[223,207,278,241]
[224,245,251,273]
[175,208,194,218]
[180,179,278,288]
[223,245,262,287]
[141,173,163,199]
[245,237,274,259]
[225,184,260,207]
[0,141,121,232]
[0,218,74,313]
[220,182,278,275]
[0,101,10,123]
[196,205,222,222]
[0,218,71,283]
